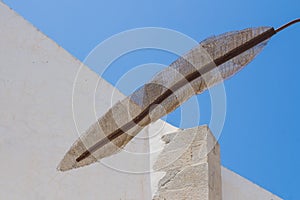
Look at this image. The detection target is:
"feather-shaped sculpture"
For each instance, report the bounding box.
[58,19,300,171]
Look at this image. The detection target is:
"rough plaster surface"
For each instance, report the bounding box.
[0,2,282,200]
[152,126,222,200]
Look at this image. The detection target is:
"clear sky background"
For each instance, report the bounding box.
[3,0,299,199]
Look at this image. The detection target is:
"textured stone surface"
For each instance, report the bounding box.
[152,126,222,200]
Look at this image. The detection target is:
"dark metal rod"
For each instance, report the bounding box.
[275,18,300,33]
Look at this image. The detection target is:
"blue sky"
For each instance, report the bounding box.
[3,0,300,199]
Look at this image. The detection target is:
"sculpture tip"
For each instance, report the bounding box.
[57,139,97,172]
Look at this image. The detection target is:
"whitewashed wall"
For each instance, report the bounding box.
[222,167,282,200]
[0,3,179,199]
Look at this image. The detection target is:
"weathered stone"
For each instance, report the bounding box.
[153,126,222,200]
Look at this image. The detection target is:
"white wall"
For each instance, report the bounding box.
[0,3,177,199]
[222,167,282,200]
